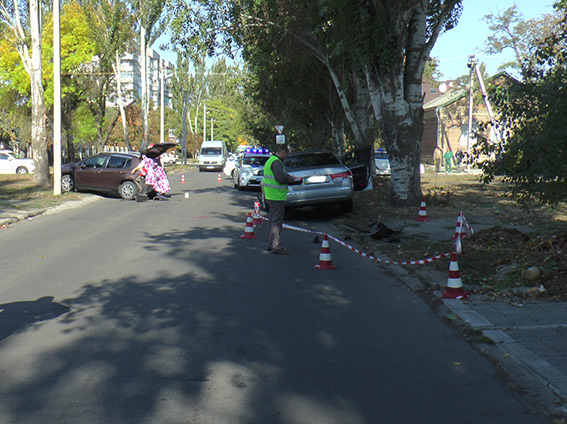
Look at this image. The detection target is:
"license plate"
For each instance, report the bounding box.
[305,175,327,184]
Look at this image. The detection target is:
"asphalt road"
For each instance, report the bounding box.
[0,170,550,424]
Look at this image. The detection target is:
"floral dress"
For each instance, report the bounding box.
[141,155,170,194]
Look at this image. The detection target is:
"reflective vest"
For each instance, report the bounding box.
[263,155,288,201]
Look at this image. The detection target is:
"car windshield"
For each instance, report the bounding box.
[242,156,269,166]
[375,151,388,159]
[284,152,342,170]
[202,147,221,155]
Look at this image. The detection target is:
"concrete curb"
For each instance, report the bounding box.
[0,195,101,228]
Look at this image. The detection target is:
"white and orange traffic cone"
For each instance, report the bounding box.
[241,213,257,239]
[415,197,430,222]
[252,201,262,225]
[315,234,336,270]
[217,173,222,182]
[441,253,469,299]
[181,174,186,183]
[451,211,468,240]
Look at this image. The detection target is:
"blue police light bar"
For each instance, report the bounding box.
[245,148,270,154]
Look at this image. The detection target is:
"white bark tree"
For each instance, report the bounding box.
[230,0,463,205]
[0,0,49,184]
[128,0,169,151]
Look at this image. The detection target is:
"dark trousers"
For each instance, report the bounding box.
[266,199,285,249]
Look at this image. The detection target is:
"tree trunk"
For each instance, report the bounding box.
[29,0,48,185]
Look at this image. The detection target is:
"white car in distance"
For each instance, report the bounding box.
[0,150,35,174]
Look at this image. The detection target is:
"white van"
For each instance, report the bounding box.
[199,140,228,172]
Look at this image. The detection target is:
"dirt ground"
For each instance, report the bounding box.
[333,169,567,301]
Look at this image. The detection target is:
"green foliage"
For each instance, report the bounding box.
[483,4,563,73]
[473,3,567,206]
[72,103,98,145]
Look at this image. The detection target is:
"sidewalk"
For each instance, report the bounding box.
[0,205,46,227]
[0,195,99,228]
[445,298,567,407]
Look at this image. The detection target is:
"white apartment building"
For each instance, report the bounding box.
[110,48,174,110]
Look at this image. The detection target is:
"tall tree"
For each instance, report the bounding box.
[43,1,97,161]
[83,0,135,152]
[0,0,49,184]
[229,0,463,205]
[483,4,563,73]
[128,0,169,151]
[474,1,567,205]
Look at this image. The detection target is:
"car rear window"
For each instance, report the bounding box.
[242,155,269,166]
[285,152,342,170]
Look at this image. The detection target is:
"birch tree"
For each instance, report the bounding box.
[0,0,49,184]
[128,0,169,151]
[230,0,462,205]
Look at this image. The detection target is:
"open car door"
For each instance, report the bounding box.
[343,145,372,191]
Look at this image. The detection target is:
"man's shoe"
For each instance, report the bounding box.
[266,247,272,251]
[271,247,290,255]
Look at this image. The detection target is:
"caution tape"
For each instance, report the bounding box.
[256,215,452,266]
[461,212,475,236]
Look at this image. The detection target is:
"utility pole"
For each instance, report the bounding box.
[203,104,206,145]
[53,0,61,195]
[160,58,165,144]
[466,55,475,172]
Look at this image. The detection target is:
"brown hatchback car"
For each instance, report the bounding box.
[61,152,143,200]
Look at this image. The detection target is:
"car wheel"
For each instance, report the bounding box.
[238,182,245,191]
[61,174,74,192]
[339,200,354,213]
[119,180,138,200]
[16,166,29,174]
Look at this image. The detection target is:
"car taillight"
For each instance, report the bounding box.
[330,170,352,180]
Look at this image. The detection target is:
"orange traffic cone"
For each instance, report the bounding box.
[441,253,469,299]
[451,211,468,239]
[217,173,222,182]
[241,213,257,239]
[252,201,262,225]
[315,234,336,270]
[181,174,186,183]
[415,197,430,222]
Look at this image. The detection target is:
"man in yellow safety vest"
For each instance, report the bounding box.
[263,144,301,255]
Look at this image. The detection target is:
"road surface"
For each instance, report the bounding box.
[0,170,549,423]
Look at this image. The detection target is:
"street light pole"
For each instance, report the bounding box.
[466,55,476,173]
[53,0,61,195]
[203,104,206,145]
[160,58,165,144]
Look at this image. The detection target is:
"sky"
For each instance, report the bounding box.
[157,1,556,78]
[430,0,557,81]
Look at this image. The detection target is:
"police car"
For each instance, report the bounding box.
[233,148,271,191]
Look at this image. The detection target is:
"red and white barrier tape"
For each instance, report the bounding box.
[257,215,452,266]
[461,212,475,235]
